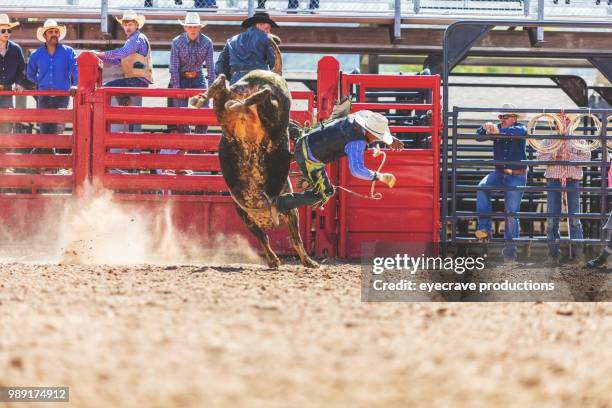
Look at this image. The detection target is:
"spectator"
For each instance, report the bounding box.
[215,12,278,85]
[537,113,590,264]
[167,12,214,136]
[0,14,26,135]
[474,103,528,262]
[27,19,77,141]
[95,10,152,134]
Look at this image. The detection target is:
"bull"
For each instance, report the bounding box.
[192,69,318,269]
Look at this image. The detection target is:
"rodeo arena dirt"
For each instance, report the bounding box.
[1,2,612,408]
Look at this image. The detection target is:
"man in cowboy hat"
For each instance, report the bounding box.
[26,19,77,138]
[0,14,26,135]
[268,110,402,226]
[165,12,214,137]
[215,12,278,85]
[94,10,152,88]
[94,10,152,135]
[474,102,528,262]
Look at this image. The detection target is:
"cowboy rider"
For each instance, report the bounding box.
[269,110,403,225]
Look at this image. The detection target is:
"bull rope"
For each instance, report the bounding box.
[335,146,387,200]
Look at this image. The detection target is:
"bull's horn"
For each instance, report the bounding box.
[243,88,272,107]
[225,100,244,111]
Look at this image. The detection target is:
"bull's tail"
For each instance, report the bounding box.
[268,34,283,76]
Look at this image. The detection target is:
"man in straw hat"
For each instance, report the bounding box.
[166,12,214,136]
[474,102,528,262]
[94,10,152,135]
[268,110,402,226]
[94,10,152,88]
[26,19,77,139]
[215,12,278,85]
[0,14,26,135]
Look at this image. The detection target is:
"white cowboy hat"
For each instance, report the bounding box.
[115,10,146,29]
[36,19,66,43]
[493,102,525,120]
[178,12,207,27]
[0,14,19,29]
[353,110,393,145]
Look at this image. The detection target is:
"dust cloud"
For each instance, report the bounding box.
[0,184,263,266]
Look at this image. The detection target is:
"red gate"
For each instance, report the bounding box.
[315,58,441,258]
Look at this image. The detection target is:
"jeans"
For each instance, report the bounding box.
[105,77,147,134]
[167,75,207,140]
[276,137,334,212]
[546,179,584,258]
[476,170,527,257]
[38,95,69,135]
[0,95,13,134]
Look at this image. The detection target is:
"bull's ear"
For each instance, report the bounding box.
[243,88,272,107]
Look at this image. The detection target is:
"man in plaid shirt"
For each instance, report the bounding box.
[168,12,215,136]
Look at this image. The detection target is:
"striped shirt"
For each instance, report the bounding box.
[169,33,215,89]
[537,140,591,180]
[101,30,151,84]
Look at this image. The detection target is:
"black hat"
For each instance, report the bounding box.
[241,12,279,29]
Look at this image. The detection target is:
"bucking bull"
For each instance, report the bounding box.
[191,37,318,269]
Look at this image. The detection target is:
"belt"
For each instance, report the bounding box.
[230,69,249,76]
[502,168,527,175]
[181,71,200,79]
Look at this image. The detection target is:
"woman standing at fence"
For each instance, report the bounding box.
[537,113,590,264]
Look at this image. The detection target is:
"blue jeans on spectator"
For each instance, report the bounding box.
[34,95,70,154]
[546,178,583,258]
[167,75,207,139]
[105,77,148,173]
[105,77,147,134]
[0,95,13,134]
[476,170,527,258]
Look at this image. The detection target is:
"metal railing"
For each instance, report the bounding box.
[0,0,610,19]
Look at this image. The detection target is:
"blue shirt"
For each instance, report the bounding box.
[215,26,276,82]
[477,123,527,170]
[101,30,151,84]
[169,32,215,89]
[27,44,77,90]
[0,41,26,87]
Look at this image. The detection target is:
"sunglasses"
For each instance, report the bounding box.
[498,114,516,120]
[0,29,12,34]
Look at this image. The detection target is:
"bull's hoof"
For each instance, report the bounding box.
[266,254,281,269]
[190,94,208,108]
[302,256,319,269]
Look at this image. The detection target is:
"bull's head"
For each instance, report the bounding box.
[223,88,280,144]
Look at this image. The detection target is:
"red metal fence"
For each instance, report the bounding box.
[315,59,441,258]
[0,53,440,259]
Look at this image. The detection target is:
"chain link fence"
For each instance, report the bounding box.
[0,0,610,18]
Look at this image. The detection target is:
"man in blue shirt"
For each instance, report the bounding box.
[0,14,25,135]
[475,103,528,261]
[269,110,402,226]
[215,12,277,85]
[27,19,77,137]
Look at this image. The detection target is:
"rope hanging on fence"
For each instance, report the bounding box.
[335,146,387,200]
[568,112,602,152]
[527,112,565,153]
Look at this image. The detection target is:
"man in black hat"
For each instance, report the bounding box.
[214,12,278,85]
